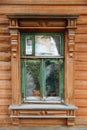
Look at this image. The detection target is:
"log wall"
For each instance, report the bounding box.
[0,0,87,126]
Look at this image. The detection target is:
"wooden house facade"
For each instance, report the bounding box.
[0,0,87,128]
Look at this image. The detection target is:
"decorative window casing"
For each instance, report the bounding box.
[7,14,79,126]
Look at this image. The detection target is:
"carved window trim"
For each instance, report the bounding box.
[7,14,79,125]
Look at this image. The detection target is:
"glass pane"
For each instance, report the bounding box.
[25,60,41,98]
[26,37,33,55]
[35,35,61,56]
[45,59,59,97]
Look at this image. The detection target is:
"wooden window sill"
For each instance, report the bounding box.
[9,103,77,126]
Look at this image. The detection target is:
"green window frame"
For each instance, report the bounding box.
[20,32,64,103]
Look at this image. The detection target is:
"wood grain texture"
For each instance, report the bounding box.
[0,0,87,5]
[0,5,87,14]
[0,1,87,126]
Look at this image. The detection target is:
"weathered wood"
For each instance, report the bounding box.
[77,15,87,25]
[0,0,87,5]
[75,117,87,125]
[0,44,10,52]
[20,118,66,126]
[76,108,87,116]
[0,5,87,14]
[75,71,87,80]
[0,99,11,105]
[75,34,87,43]
[0,70,11,80]
[0,61,11,70]
[75,43,87,52]
[76,26,87,34]
[75,99,87,107]
[75,52,87,61]
[0,0,87,126]
[0,53,11,61]
[75,90,87,99]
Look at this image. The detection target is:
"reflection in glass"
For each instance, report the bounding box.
[26,37,32,55]
[35,35,61,56]
[25,60,41,97]
[45,59,59,97]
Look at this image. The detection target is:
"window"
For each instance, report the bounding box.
[20,32,64,103]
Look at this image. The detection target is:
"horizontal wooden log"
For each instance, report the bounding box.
[0,36,10,43]
[75,117,87,125]
[74,61,87,71]
[0,5,86,14]
[0,0,87,5]
[75,34,87,43]
[75,71,87,80]
[77,15,87,25]
[75,90,87,99]
[0,117,11,125]
[0,70,11,80]
[75,43,87,52]
[75,99,87,107]
[76,26,87,34]
[0,90,11,99]
[0,52,11,61]
[0,107,9,115]
[75,52,87,61]
[0,44,10,52]
[75,85,87,90]
[0,99,11,105]
[0,27,9,34]
[0,61,11,71]
[75,80,87,86]
[0,18,9,24]
[76,108,87,116]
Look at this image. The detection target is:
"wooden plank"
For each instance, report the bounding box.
[0,52,11,61]
[76,26,87,34]
[77,15,87,25]
[75,99,87,107]
[0,70,11,80]
[75,43,87,52]
[0,99,11,105]
[75,52,87,61]
[75,34,87,43]
[75,80,87,86]
[0,107,9,115]
[76,108,87,116]
[74,62,87,71]
[0,0,87,5]
[75,117,87,125]
[0,117,11,125]
[0,80,11,86]
[75,85,87,90]
[0,36,10,43]
[0,44,10,52]
[20,118,66,126]
[75,90,87,99]
[0,18,9,24]
[0,5,87,14]
[0,90,11,99]
[0,27,9,34]
[75,71,87,80]
[0,61,11,71]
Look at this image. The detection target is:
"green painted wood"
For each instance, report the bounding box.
[21,59,26,99]
[20,32,64,100]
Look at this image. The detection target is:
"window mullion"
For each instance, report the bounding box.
[21,59,26,99]
[40,59,46,99]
